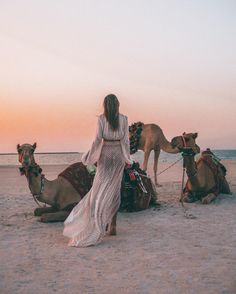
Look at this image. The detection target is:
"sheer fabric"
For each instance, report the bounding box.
[80,114,132,166]
[63,113,132,247]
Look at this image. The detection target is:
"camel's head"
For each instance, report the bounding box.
[171,133,200,155]
[17,143,37,168]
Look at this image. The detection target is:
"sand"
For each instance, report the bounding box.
[0,160,236,294]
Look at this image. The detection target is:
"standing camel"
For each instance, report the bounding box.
[170,135,231,204]
[129,123,196,186]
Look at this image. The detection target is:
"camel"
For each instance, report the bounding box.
[17,143,117,234]
[170,135,231,204]
[129,123,196,186]
[17,143,157,232]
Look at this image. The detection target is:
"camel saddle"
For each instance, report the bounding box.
[200,149,227,194]
[201,149,227,176]
[59,162,94,198]
[59,161,157,212]
[119,162,157,212]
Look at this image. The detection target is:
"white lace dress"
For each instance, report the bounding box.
[63,113,132,247]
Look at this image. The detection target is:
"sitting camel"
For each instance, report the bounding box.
[17,143,95,222]
[17,143,157,231]
[170,135,231,204]
[129,122,198,186]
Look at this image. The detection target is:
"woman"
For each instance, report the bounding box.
[63,94,132,247]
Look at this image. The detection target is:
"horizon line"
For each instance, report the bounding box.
[1,148,236,156]
[0,152,82,155]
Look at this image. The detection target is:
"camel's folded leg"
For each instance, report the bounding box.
[39,211,70,222]
[108,213,117,236]
[201,193,217,204]
[34,206,57,216]
[182,192,198,203]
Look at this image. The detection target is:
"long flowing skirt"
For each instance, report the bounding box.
[63,141,125,247]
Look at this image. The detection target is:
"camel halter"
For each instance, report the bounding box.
[18,148,35,167]
[180,149,197,219]
[181,132,187,148]
[30,174,46,208]
[26,170,46,208]
[19,162,46,208]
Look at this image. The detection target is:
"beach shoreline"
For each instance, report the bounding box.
[0,161,236,294]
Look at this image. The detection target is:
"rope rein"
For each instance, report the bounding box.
[153,132,198,219]
[154,156,197,219]
[20,163,47,208]
[31,174,46,208]
[180,148,197,219]
[156,157,183,176]
[32,193,46,208]
[179,165,195,219]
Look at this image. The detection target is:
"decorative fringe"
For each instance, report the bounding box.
[129,122,144,154]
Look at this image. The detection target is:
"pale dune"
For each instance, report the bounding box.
[0,160,236,294]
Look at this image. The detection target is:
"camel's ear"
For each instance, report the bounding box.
[194,144,201,154]
[183,132,189,141]
[17,144,21,152]
[32,143,37,150]
[192,133,198,139]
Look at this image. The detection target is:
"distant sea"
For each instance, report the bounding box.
[0,150,236,166]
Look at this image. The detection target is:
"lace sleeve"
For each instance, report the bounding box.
[121,116,132,165]
[81,116,103,165]
[93,116,103,144]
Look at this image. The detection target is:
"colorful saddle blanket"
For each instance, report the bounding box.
[59,161,157,212]
[200,149,227,176]
[59,162,94,198]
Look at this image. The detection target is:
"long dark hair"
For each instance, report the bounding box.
[103,94,120,130]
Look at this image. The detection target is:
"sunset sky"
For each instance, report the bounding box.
[0,0,235,153]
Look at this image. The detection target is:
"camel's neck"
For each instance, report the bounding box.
[183,155,200,189]
[26,170,56,206]
[159,131,179,154]
[27,173,41,195]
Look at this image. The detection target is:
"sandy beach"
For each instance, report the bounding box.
[1,0,236,293]
[0,160,236,294]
